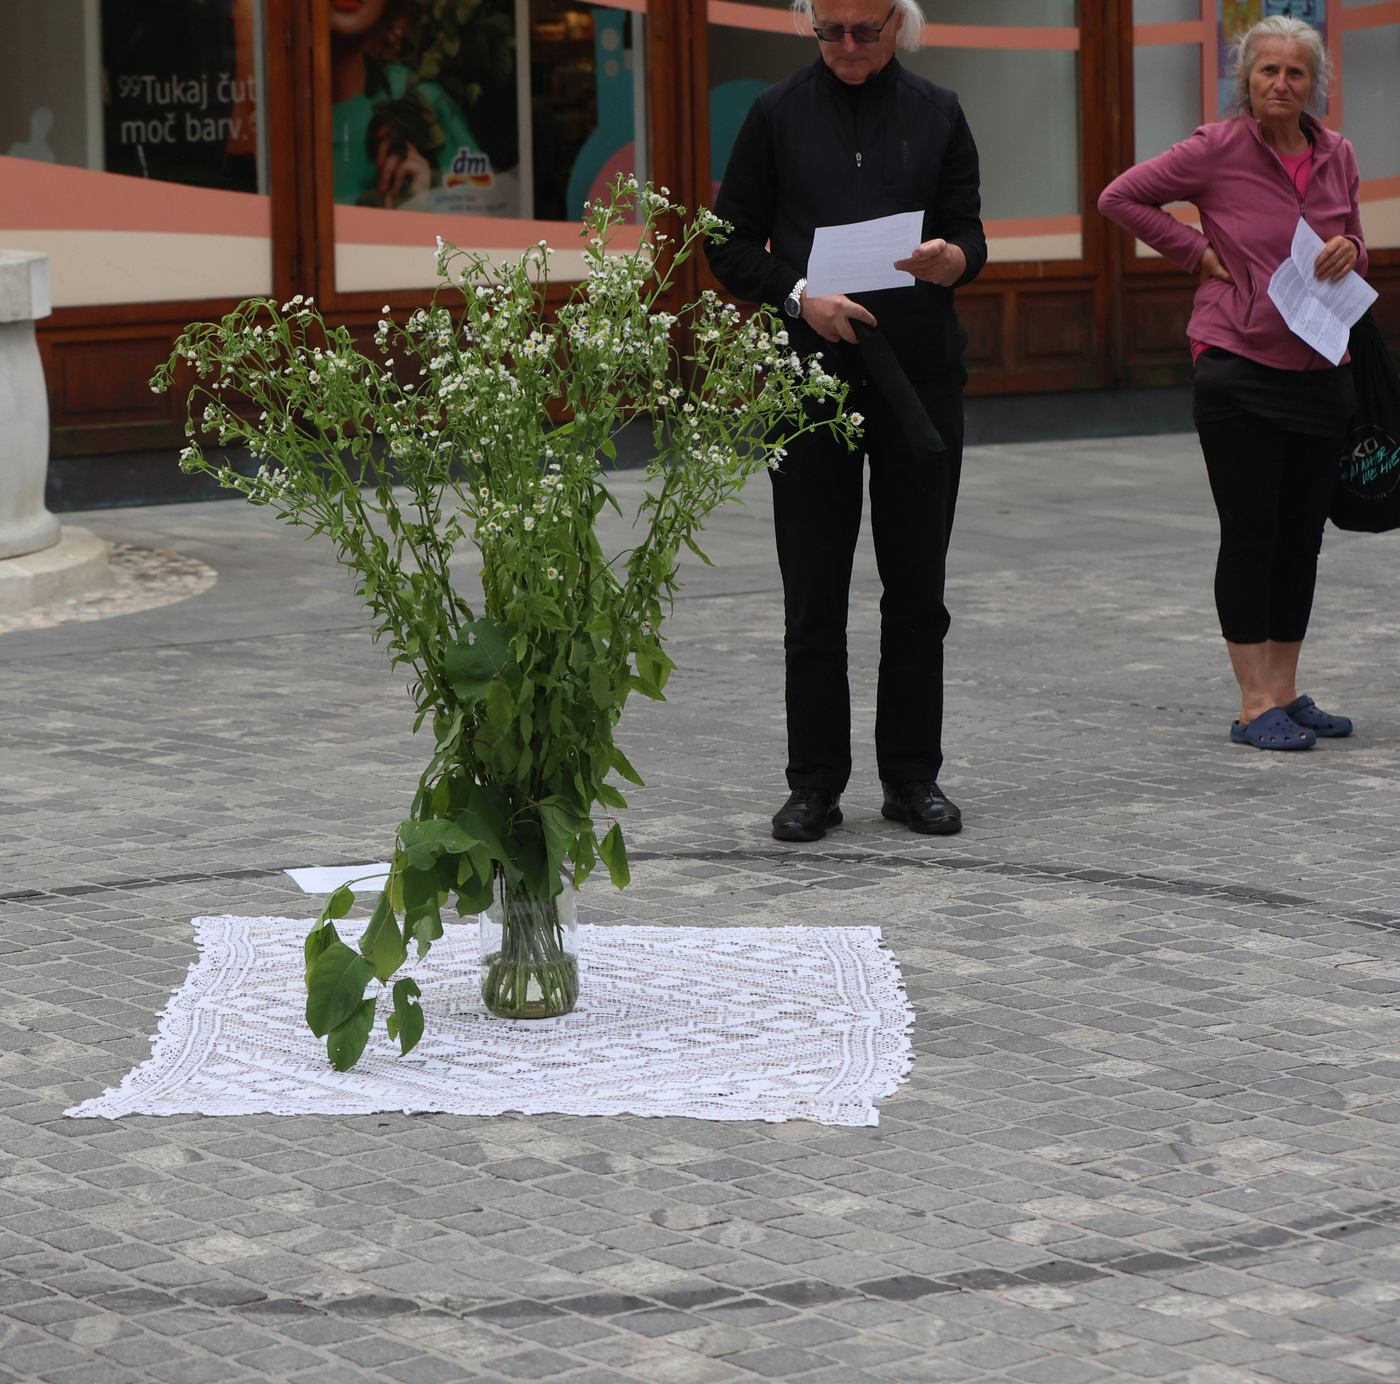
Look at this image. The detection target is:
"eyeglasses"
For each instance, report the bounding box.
[811,4,897,43]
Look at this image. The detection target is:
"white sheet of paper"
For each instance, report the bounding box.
[285,864,391,894]
[805,211,924,297]
[1267,257,1351,365]
[1288,218,1377,328]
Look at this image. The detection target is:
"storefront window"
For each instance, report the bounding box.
[1130,0,1400,254]
[707,0,1084,262]
[1342,0,1400,250]
[529,0,647,221]
[0,0,271,305]
[1132,0,1201,165]
[330,0,648,293]
[329,0,519,216]
[104,0,268,193]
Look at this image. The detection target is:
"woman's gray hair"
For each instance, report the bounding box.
[1225,15,1330,116]
[790,0,926,52]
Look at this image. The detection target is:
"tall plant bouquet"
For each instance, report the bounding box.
[155,180,856,1069]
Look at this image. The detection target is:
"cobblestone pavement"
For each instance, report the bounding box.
[2,433,1400,1384]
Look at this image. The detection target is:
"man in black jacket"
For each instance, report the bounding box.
[705,0,985,841]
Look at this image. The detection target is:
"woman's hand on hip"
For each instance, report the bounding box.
[1198,245,1234,285]
[1314,235,1359,283]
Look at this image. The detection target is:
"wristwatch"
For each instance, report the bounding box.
[783,277,807,319]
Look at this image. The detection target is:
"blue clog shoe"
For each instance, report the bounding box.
[1283,695,1353,738]
[1230,706,1315,750]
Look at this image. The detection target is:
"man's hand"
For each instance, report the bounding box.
[1314,235,1359,283]
[893,238,966,287]
[801,290,877,344]
[1198,245,1233,284]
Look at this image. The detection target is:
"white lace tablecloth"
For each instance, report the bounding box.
[67,917,914,1126]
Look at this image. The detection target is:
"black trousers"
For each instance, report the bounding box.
[1196,414,1340,645]
[770,380,963,794]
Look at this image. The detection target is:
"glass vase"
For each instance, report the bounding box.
[479,871,579,1019]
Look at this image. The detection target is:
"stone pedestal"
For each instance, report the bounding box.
[0,527,110,613]
[0,249,109,614]
[0,250,61,560]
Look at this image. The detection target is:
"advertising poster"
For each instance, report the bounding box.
[329,0,521,217]
[103,0,263,192]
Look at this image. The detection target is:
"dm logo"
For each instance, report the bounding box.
[1340,424,1400,501]
[448,148,493,188]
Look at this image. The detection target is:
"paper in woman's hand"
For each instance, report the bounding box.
[805,211,924,297]
[1268,217,1377,364]
[1289,218,1377,328]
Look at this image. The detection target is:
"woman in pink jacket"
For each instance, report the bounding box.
[1099,16,1365,751]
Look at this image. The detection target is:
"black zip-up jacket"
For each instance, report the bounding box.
[705,55,986,385]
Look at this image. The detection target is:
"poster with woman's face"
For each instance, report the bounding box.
[328,0,521,216]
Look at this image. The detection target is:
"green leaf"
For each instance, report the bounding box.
[611,745,645,786]
[538,798,581,879]
[411,908,443,959]
[443,617,515,703]
[358,892,408,982]
[683,533,715,567]
[399,818,478,855]
[306,942,375,1037]
[326,997,376,1071]
[402,863,445,953]
[588,661,614,710]
[455,867,495,916]
[515,829,554,899]
[599,822,631,890]
[595,781,628,811]
[454,805,510,870]
[484,677,516,730]
[319,884,354,924]
[304,919,341,976]
[387,977,424,1054]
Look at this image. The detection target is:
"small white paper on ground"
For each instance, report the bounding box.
[1289,217,1378,328]
[285,864,391,894]
[805,211,924,297]
[64,917,915,1127]
[1268,256,1351,365]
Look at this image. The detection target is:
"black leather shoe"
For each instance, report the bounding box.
[772,788,843,842]
[881,781,962,835]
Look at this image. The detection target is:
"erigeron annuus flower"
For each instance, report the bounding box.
[848,412,864,427]
[523,516,536,530]
[546,566,559,580]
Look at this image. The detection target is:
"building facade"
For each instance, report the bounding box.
[1,0,1397,503]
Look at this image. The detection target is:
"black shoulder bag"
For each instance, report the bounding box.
[1330,311,1400,533]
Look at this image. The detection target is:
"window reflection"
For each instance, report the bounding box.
[529,0,646,222]
[1,0,268,193]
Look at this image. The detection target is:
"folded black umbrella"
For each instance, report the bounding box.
[851,319,946,455]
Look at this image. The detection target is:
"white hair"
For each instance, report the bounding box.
[790,0,926,52]
[1225,15,1330,116]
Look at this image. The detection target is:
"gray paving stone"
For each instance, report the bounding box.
[5,439,1400,1382]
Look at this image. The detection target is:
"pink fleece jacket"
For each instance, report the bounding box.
[1098,112,1368,371]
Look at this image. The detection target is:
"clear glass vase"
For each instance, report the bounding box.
[479,871,579,1019]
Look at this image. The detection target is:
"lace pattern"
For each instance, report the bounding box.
[67,917,914,1127]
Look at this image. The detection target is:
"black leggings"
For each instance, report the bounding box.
[1196,414,1340,645]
